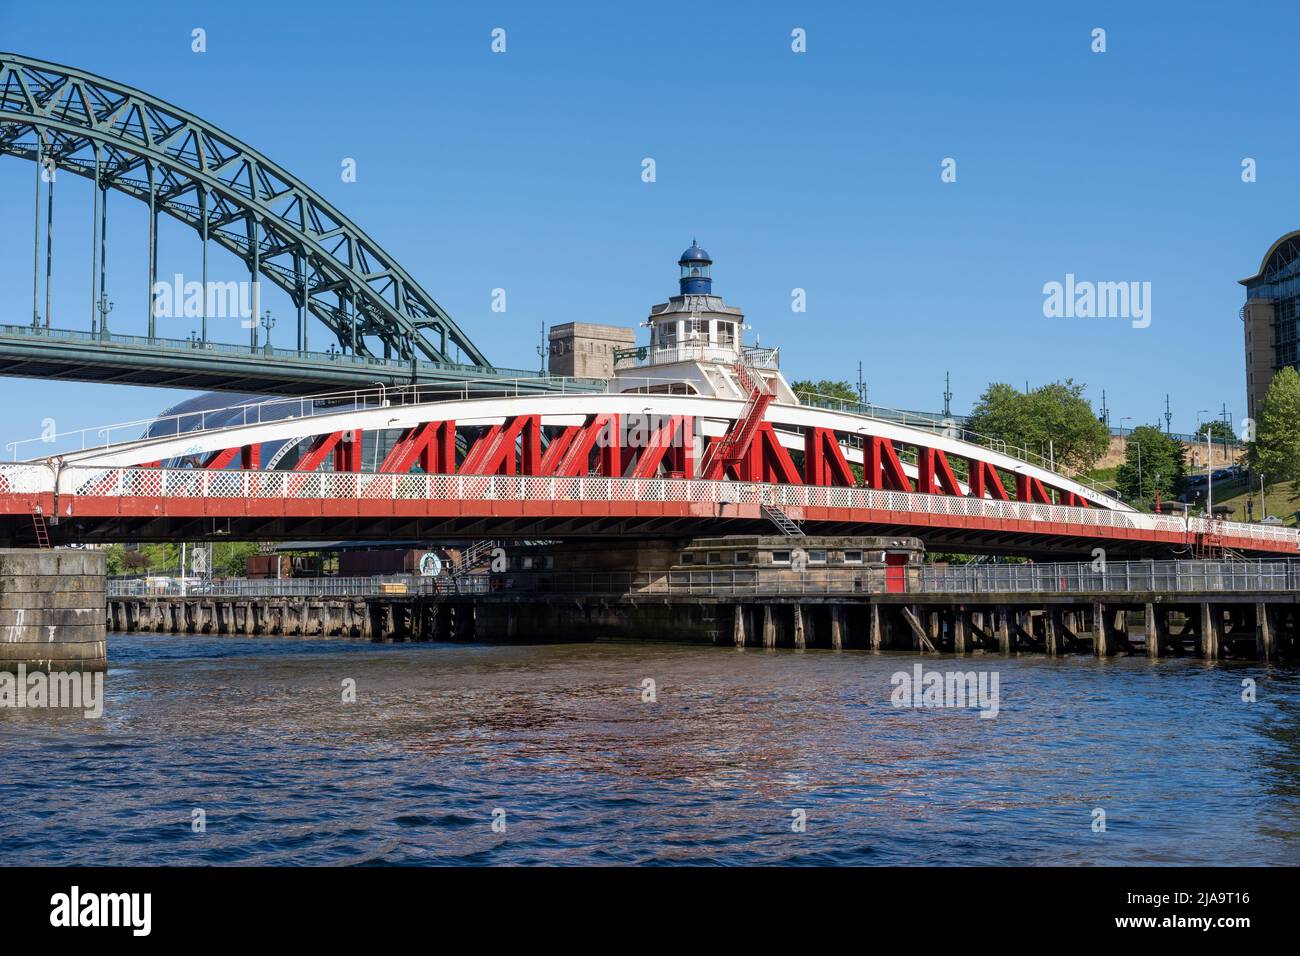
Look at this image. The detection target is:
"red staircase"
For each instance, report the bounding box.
[700,358,775,478]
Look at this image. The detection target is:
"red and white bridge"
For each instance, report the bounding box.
[1,386,1293,558]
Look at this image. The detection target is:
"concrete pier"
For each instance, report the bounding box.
[1,548,106,672]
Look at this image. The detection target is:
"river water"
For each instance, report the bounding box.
[2,634,1298,865]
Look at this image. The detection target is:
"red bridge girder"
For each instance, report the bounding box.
[153,413,1102,509]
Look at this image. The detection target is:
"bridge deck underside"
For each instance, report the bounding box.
[0,492,1277,559]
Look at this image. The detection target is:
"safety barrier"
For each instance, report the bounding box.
[1,461,1295,551]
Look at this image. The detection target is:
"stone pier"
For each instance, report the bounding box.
[0,549,107,672]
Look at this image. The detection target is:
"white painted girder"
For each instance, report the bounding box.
[48,392,1126,511]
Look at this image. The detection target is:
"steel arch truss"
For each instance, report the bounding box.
[0,52,490,367]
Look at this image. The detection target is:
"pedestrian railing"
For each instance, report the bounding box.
[915,559,1300,594]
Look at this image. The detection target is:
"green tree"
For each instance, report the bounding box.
[1116,425,1185,507]
[104,544,127,576]
[790,379,861,406]
[964,380,1109,472]
[1248,366,1300,491]
[213,541,262,577]
[141,543,180,574]
[1201,419,1236,442]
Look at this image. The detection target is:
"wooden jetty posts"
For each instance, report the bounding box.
[106,591,1297,661]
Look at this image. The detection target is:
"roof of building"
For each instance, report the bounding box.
[1240,229,1300,286]
[678,240,711,263]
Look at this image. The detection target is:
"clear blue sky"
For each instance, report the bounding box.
[2,0,1297,452]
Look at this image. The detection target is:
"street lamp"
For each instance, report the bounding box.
[259,309,276,354]
[94,293,113,339]
[1202,426,1214,516]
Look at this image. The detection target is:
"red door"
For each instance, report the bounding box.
[885,553,907,593]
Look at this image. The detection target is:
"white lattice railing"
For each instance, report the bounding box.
[0,462,1296,550]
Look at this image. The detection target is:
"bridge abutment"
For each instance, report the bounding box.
[0,548,106,672]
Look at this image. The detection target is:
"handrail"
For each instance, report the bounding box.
[2,463,1294,551]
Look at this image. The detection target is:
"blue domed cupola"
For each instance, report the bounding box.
[678,240,712,295]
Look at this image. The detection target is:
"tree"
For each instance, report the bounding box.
[790,379,860,405]
[1116,425,1185,507]
[141,543,180,574]
[1248,366,1300,491]
[1202,419,1235,442]
[213,541,262,578]
[964,380,1110,472]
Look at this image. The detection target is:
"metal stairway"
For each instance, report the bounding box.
[761,503,804,537]
[699,356,775,477]
[454,539,499,576]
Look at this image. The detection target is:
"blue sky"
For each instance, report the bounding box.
[2,0,1297,451]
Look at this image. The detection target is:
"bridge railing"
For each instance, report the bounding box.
[105,559,1300,599]
[106,574,491,598]
[5,377,613,461]
[0,463,1290,551]
[915,559,1300,594]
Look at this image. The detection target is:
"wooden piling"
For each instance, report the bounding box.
[953,607,969,654]
[1145,603,1161,658]
[829,605,843,650]
[1044,607,1062,657]
[762,605,776,648]
[1200,603,1220,660]
[1256,602,1274,662]
[995,605,1012,654]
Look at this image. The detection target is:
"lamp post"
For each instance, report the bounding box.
[95,293,113,340]
[259,309,275,354]
[1260,472,1266,522]
[1203,427,1213,516]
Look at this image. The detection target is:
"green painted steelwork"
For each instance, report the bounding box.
[0,52,490,369]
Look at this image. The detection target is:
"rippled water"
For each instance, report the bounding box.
[2,634,1299,865]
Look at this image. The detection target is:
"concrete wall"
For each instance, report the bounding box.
[0,549,106,672]
[1092,432,1243,471]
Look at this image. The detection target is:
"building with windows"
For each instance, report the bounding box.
[1240,230,1300,419]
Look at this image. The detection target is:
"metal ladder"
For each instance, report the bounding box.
[761,503,804,537]
[31,506,50,549]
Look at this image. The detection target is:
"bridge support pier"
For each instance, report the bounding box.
[0,549,106,672]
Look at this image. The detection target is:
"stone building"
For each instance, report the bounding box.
[547,322,636,379]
